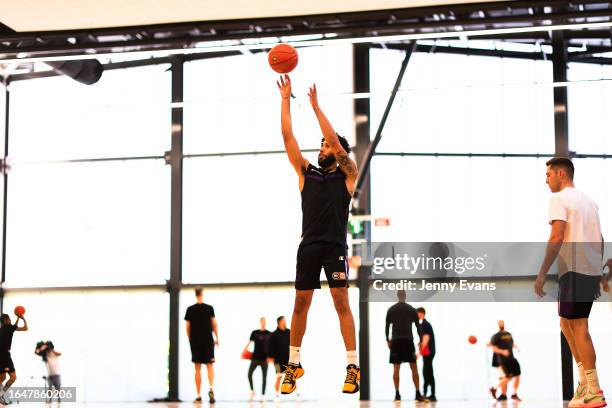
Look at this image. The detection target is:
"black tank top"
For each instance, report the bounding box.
[300,164,351,247]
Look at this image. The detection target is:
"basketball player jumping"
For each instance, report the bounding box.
[535,158,607,408]
[276,74,360,394]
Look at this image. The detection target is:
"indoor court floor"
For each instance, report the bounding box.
[36,401,572,407]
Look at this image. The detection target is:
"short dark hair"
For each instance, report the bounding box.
[416,307,426,315]
[321,134,351,154]
[546,157,574,179]
[277,315,285,324]
[195,287,203,297]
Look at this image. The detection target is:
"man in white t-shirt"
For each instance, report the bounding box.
[535,158,607,408]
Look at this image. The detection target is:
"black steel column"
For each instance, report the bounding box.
[552,30,574,401]
[0,82,10,314]
[353,43,371,401]
[552,31,570,158]
[168,56,184,402]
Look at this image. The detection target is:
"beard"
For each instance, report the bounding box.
[318,154,336,168]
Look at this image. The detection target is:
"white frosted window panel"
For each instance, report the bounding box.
[9,66,170,161]
[573,159,612,240]
[182,155,304,283]
[3,290,168,402]
[371,48,554,154]
[183,45,354,154]
[6,160,170,286]
[179,287,360,401]
[370,156,551,242]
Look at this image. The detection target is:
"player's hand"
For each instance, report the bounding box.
[501,349,510,357]
[276,74,292,99]
[307,83,319,108]
[215,339,219,348]
[534,274,547,298]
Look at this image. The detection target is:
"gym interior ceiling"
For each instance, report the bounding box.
[0,0,611,73]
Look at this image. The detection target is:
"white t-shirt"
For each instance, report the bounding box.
[549,187,603,276]
[46,352,60,376]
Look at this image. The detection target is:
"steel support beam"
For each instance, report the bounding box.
[353,43,371,401]
[552,30,574,402]
[0,83,8,314]
[168,56,184,402]
[552,31,570,158]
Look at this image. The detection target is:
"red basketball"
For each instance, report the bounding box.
[268,44,298,74]
[468,335,477,344]
[14,306,25,316]
[241,350,253,360]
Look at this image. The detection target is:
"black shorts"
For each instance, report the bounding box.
[0,352,15,373]
[558,272,601,319]
[500,356,521,378]
[389,338,416,364]
[190,343,215,364]
[295,243,349,290]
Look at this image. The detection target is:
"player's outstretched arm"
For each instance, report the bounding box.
[307,84,357,180]
[16,316,28,332]
[277,75,308,176]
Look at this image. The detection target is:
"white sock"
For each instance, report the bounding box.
[585,369,601,393]
[577,362,587,386]
[347,350,359,366]
[289,346,300,366]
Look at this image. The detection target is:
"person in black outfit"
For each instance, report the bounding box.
[0,312,28,405]
[267,316,290,398]
[184,287,218,404]
[417,307,436,402]
[277,75,360,395]
[488,320,521,402]
[386,290,423,402]
[243,317,271,400]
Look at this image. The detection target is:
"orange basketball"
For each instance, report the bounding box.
[14,306,25,316]
[268,44,298,74]
[468,335,477,344]
[241,350,253,360]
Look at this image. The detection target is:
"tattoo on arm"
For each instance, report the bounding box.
[337,151,357,176]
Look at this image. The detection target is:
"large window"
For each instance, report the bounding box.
[6,160,169,286]
[183,45,355,155]
[9,66,170,161]
[371,49,554,154]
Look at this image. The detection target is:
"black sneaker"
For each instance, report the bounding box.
[416,391,425,402]
[394,391,401,401]
[510,394,521,402]
[428,395,437,402]
[497,394,508,401]
[208,389,216,404]
[194,396,202,403]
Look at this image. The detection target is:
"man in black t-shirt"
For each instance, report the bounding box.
[184,288,218,404]
[417,307,436,402]
[488,320,521,402]
[0,312,28,405]
[385,290,423,402]
[243,317,272,400]
[267,316,290,398]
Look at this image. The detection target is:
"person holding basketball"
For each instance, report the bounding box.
[0,311,28,405]
[276,74,359,395]
[185,288,218,404]
[535,158,607,407]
